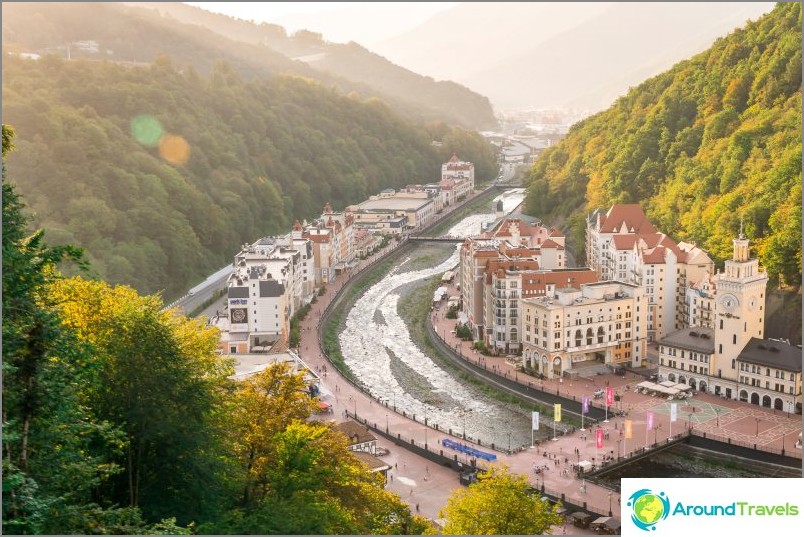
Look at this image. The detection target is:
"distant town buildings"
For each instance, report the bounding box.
[214,153,477,354]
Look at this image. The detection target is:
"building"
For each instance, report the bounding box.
[334,421,378,455]
[736,338,801,414]
[460,216,570,343]
[657,327,716,393]
[485,266,598,354]
[712,229,768,381]
[586,204,714,341]
[348,190,436,233]
[441,153,475,190]
[520,281,647,378]
[223,252,291,353]
[657,230,772,403]
[685,271,717,329]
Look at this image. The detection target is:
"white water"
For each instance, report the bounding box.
[339,191,535,447]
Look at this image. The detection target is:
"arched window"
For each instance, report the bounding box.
[575,330,582,347]
[597,326,605,344]
[510,327,518,343]
[586,327,593,345]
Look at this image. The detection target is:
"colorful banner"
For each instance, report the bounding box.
[582,395,590,415]
[625,419,633,439]
[554,403,562,422]
[596,427,604,448]
[647,411,654,430]
[532,411,540,430]
[606,386,614,406]
[670,403,678,422]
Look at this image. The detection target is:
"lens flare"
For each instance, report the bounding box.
[130,115,163,147]
[158,134,191,165]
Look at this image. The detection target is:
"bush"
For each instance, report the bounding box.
[446,306,458,319]
[456,323,472,340]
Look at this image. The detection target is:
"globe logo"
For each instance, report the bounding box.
[627,489,670,531]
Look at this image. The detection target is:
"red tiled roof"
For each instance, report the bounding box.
[540,239,564,250]
[612,235,638,250]
[599,204,658,234]
[549,228,565,237]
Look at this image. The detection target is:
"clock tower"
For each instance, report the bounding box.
[713,225,768,386]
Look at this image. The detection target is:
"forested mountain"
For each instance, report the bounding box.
[524,3,801,287]
[2,55,496,298]
[2,2,497,129]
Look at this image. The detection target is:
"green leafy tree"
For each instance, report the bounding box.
[48,276,235,525]
[440,464,562,535]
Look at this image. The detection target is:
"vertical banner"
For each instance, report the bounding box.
[596,427,604,448]
[625,419,633,439]
[647,411,654,430]
[582,395,590,414]
[606,386,614,406]
[670,403,678,422]
[532,411,540,430]
[554,403,562,422]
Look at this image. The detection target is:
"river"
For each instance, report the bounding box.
[338,190,548,449]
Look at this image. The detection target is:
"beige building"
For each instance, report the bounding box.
[520,281,647,378]
[657,327,716,392]
[348,190,436,233]
[736,338,801,414]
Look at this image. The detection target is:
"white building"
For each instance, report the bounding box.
[586,204,713,341]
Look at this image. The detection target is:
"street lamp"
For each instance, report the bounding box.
[653,424,662,445]
[755,417,760,437]
[608,491,613,517]
[617,438,622,459]
[424,404,429,448]
[386,412,389,433]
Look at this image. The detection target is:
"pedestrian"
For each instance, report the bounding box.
[415,503,419,513]
[395,462,398,469]
[409,488,413,497]
[390,474,393,482]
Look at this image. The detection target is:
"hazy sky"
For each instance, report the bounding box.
[185,2,459,45]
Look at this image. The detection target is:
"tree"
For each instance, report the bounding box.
[214,420,432,535]
[48,276,235,525]
[440,464,562,535]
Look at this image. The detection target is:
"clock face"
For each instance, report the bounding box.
[720,293,738,313]
[748,296,757,311]
[231,308,248,323]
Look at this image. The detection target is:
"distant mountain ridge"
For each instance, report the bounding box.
[2,2,497,129]
[374,2,775,111]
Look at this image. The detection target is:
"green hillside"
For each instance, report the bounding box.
[524,3,801,286]
[2,56,495,297]
[2,1,497,129]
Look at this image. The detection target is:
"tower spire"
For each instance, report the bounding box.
[739,215,745,240]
